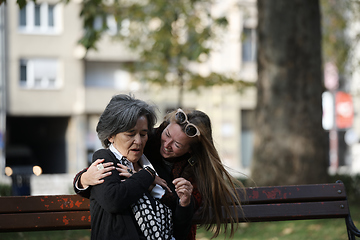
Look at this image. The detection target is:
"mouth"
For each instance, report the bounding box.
[130,149,141,153]
[163,147,172,153]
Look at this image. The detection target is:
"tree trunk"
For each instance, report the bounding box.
[251,0,329,186]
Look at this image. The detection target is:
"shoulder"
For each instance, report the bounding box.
[92,149,115,161]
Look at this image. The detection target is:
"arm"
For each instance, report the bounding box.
[73,168,90,198]
[173,197,195,240]
[73,159,115,198]
[172,178,196,240]
[90,149,155,213]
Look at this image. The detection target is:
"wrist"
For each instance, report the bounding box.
[179,198,191,207]
[80,173,89,189]
[144,166,156,178]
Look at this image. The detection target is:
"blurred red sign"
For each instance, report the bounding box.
[336,91,353,129]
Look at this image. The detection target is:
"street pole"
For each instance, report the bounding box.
[0,3,7,182]
[324,62,339,174]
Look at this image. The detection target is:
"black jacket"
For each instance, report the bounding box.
[74,127,195,240]
[90,149,154,240]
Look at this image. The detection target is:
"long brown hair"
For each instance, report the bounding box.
[166,109,245,238]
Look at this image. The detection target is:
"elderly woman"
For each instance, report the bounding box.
[75,106,244,240]
[88,94,193,240]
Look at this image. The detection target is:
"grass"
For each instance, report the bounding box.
[1,204,359,240]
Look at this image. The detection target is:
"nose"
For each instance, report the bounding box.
[134,134,141,144]
[163,139,172,149]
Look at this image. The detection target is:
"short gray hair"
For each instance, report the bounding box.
[96,94,157,148]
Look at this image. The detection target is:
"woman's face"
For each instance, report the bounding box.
[160,122,192,159]
[109,116,149,163]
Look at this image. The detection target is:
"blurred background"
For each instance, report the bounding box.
[0,0,359,198]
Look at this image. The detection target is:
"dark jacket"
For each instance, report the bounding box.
[144,124,202,240]
[73,125,198,240]
[90,149,154,240]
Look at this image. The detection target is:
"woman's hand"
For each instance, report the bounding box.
[79,159,115,189]
[116,164,171,193]
[153,175,172,193]
[117,163,136,179]
[172,178,193,207]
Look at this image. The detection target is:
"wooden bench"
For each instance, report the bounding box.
[0,181,359,239]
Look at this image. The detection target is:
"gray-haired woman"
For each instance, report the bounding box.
[89,94,180,240]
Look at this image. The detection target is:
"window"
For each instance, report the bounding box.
[34,4,41,26]
[48,5,55,27]
[94,15,120,36]
[19,7,26,26]
[242,27,256,63]
[85,61,135,90]
[18,1,61,34]
[19,58,60,89]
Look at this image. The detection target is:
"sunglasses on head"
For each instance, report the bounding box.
[175,108,200,138]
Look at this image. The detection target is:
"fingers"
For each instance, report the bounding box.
[172,178,193,192]
[175,183,193,194]
[154,176,172,192]
[102,161,115,168]
[176,187,192,207]
[82,159,115,187]
[117,163,128,170]
[96,160,115,173]
[172,177,188,186]
[90,159,114,172]
[117,164,134,178]
[99,170,112,180]
[172,178,193,207]
[92,159,105,165]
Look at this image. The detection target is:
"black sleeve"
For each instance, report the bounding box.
[90,149,155,213]
[173,196,195,240]
[73,168,92,198]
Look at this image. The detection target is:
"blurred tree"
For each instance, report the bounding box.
[321,0,349,72]
[251,0,329,186]
[2,0,252,106]
[75,0,251,106]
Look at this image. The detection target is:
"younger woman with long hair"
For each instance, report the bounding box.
[74,107,245,239]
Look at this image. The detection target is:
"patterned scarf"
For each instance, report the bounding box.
[111,146,174,240]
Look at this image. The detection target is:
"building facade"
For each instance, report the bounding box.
[1,0,258,195]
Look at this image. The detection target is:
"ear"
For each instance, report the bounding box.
[108,136,114,143]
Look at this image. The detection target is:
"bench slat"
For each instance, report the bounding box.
[0,183,346,214]
[0,195,89,213]
[0,201,348,232]
[192,200,349,224]
[1,182,358,239]
[0,200,348,232]
[0,211,91,232]
[241,200,349,222]
[240,183,346,204]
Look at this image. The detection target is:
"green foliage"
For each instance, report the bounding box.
[76,0,250,92]
[0,0,30,9]
[0,183,11,196]
[5,0,252,103]
[320,0,351,75]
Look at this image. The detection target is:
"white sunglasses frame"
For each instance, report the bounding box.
[175,108,200,137]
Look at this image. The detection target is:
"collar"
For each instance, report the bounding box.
[109,144,165,199]
[109,144,134,170]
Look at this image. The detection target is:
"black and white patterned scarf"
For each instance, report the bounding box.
[110,145,174,240]
[132,194,174,240]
